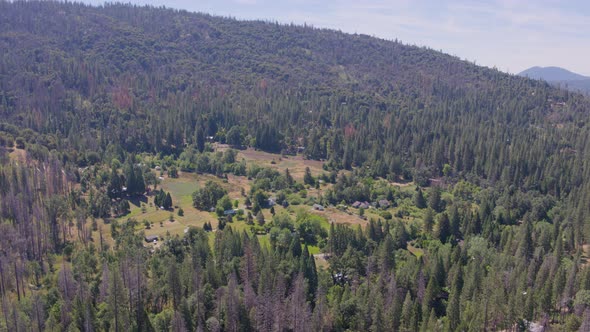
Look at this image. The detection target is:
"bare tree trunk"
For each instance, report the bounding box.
[14,260,20,302]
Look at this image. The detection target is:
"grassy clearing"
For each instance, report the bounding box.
[217,145,326,180]
[307,245,321,255]
[407,243,424,259]
[112,173,220,240]
[101,149,417,256]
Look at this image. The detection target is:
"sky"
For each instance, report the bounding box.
[84,0,590,76]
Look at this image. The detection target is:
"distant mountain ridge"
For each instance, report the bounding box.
[518,66,590,94]
[518,66,589,81]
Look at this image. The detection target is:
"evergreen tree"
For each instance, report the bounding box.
[423,208,435,235]
[448,265,463,331]
[304,167,315,186]
[414,187,427,209]
[107,168,123,198]
[436,213,451,243]
[164,192,173,210]
[428,187,443,213]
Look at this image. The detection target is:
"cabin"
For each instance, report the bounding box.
[352,201,371,209]
[224,209,237,216]
[378,199,390,209]
[145,235,159,243]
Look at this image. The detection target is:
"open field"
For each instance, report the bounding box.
[216,145,326,179]
[92,148,422,250]
[113,173,219,241]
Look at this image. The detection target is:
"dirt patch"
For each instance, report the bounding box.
[226,174,250,199]
[311,207,368,227]
[8,148,27,163]
[313,253,330,270]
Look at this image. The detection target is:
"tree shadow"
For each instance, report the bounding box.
[127,194,148,207]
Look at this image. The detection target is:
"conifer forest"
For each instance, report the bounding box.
[1,2,590,331]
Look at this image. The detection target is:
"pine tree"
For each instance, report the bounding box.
[518,219,534,261]
[422,276,439,319]
[304,167,315,186]
[107,168,122,198]
[285,168,294,187]
[256,211,265,226]
[195,125,205,153]
[423,208,435,235]
[436,213,451,243]
[428,187,442,212]
[379,234,396,271]
[448,265,463,331]
[414,187,427,209]
[164,192,173,210]
[289,236,302,257]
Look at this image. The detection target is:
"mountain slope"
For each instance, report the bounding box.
[4,3,590,331]
[0,2,589,194]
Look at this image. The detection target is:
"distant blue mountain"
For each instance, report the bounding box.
[519,66,589,81]
[518,66,590,94]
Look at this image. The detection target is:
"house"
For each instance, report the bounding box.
[378,200,390,209]
[351,201,361,209]
[313,204,325,211]
[145,235,159,243]
[359,202,371,209]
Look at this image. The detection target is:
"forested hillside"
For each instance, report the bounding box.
[2,1,590,331]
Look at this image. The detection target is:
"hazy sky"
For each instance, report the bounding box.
[84,0,590,76]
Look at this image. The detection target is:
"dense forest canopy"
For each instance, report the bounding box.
[1,1,590,331]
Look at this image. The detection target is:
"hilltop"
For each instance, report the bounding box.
[519,66,590,94]
[519,66,589,81]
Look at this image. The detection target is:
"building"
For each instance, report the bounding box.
[224,209,237,216]
[313,204,325,211]
[145,235,159,243]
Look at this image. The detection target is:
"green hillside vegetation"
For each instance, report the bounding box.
[1,2,590,331]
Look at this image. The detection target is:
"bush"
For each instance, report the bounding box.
[379,211,393,220]
[15,137,25,149]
